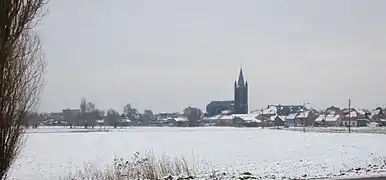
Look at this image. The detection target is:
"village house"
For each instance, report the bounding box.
[257,105,309,127]
[150,113,180,126]
[314,106,343,126]
[234,115,262,127]
[295,110,317,126]
[315,114,342,127]
[261,105,278,116]
[202,110,221,125]
[201,115,221,126]
[285,113,297,126]
[254,114,270,126]
[341,109,370,127]
[370,107,386,126]
[325,106,342,115]
[114,118,131,126]
[261,115,272,127]
[215,114,261,127]
[216,115,234,126]
[272,115,286,127]
[380,119,386,126]
[170,117,189,127]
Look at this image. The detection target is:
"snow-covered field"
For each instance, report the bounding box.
[285,126,386,134]
[9,127,386,179]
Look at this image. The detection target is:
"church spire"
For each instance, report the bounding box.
[237,67,245,86]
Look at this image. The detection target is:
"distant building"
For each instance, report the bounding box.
[315,114,342,127]
[62,108,81,125]
[201,115,222,125]
[342,108,370,127]
[206,100,234,116]
[205,68,249,116]
[325,106,342,115]
[48,112,63,121]
[257,105,317,127]
[234,68,248,114]
[370,107,384,123]
[272,116,286,127]
[262,105,305,116]
[170,117,189,127]
[155,113,179,120]
[295,110,317,126]
[216,114,261,127]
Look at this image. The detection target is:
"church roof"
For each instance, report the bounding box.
[237,68,245,86]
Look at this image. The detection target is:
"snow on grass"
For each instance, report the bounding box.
[9,127,386,179]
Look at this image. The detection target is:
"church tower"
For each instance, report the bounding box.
[234,68,248,114]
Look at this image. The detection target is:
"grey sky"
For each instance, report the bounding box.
[37,0,386,113]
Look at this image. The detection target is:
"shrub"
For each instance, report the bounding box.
[62,151,195,180]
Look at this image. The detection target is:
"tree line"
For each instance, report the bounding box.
[77,98,203,127]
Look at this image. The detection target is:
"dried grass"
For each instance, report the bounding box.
[61,151,195,180]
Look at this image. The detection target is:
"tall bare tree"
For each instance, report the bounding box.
[106,109,120,127]
[183,107,203,127]
[123,103,139,120]
[79,98,102,128]
[141,109,154,123]
[0,0,48,178]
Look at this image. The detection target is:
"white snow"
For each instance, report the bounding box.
[203,115,221,120]
[270,115,277,121]
[357,109,367,116]
[218,114,260,122]
[234,115,261,123]
[286,113,297,120]
[371,109,382,117]
[9,127,386,180]
[278,116,287,121]
[346,111,358,117]
[262,106,277,115]
[296,111,310,118]
[221,110,232,114]
[120,118,132,123]
[219,115,232,120]
[232,114,258,120]
[174,117,188,122]
[315,115,325,122]
[326,114,341,122]
[316,114,341,122]
[287,126,386,134]
[96,119,104,124]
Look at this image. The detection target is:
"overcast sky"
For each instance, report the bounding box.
[37,0,386,113]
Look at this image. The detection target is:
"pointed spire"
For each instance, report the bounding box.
[237,68,245,86]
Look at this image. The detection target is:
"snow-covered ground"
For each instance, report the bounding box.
[9,127,386,179]
[285,126,386,134]
[25,126,111,133]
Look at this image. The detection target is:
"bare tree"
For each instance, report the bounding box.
[123,103,139,121]
[183,107,203,127]
[80,98,91,128]
[106,109,120,127]
[141,109,154,124]
[79,98,101,128]
[0,0,48,178]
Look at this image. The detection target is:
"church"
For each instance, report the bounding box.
[205,68,249,116]
[234,68,248,114]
